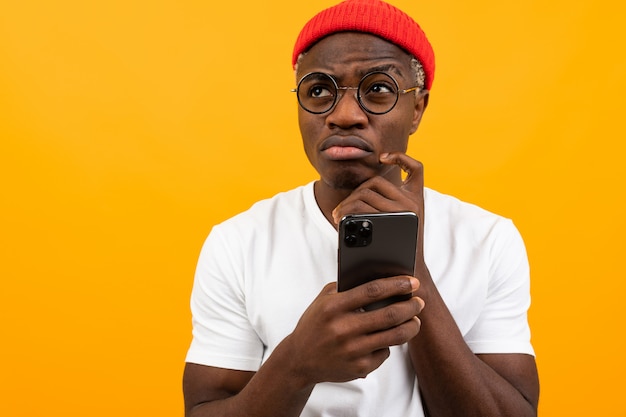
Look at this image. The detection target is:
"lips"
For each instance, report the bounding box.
[320,136,373,161]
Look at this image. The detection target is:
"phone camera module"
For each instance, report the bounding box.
[343,219,373,247]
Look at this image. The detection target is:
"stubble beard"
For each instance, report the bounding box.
[326,169,368,191]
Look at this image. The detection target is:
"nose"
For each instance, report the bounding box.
[325,88,368,129]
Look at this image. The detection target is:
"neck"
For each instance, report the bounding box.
[313,181,351,229]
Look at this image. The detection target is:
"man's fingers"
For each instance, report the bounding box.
[339,276,419,312]
[380,152,424,191]
[331,152,425,224]
[332,176,411,222]
[332,199,377,225]
[352,298,424,347]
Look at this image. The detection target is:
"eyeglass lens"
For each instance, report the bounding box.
[296,72,401,115]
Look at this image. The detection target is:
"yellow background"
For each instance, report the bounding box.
[1,0,624,415]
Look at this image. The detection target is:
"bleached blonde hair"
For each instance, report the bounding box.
[294,53,426,92]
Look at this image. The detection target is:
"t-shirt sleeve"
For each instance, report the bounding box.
[464,219,535,356]
[185,224,264,371]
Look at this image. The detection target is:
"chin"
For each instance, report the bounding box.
[326,170,369,190]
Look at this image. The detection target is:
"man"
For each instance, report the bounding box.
[183,0,539,416]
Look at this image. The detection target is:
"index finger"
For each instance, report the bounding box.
[379,152,424,192]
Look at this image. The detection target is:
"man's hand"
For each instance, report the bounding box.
[280,276,424,388]
[332,152,426,263]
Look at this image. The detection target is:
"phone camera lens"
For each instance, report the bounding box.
[345,220,358,233]
[344,234,357,246]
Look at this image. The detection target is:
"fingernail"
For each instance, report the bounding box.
[410,278,420,291]
[380,153,390,160]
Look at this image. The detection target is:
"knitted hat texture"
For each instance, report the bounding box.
[292,0,435,90]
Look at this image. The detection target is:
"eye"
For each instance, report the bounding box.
[360,72,399,98]
[309,84,333,98]
[365,81,395,95]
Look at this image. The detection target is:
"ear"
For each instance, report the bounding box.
[409,90,429,135]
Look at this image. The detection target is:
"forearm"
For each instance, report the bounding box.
[410,268,538,417]
[188,340,315,417]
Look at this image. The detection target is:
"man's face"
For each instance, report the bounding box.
[296,32,428,190]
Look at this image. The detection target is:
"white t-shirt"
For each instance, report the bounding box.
[186,182,534,416]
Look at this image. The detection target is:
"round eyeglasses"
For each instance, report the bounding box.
[291,71,420,115]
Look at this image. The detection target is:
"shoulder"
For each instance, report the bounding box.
[214,183,313,232]
[423,187,526,268]
[424,187,517,237]
[193,183,315,293]
[423,189,531,347]
[424,187,507,223]
[201,182,319,257]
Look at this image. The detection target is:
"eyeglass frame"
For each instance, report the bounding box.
[290,71,421,115]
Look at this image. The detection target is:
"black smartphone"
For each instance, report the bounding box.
[337,212,418,310]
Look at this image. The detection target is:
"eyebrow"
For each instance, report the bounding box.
[356,64,404,78]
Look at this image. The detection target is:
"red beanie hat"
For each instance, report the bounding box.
[292,0,435,90]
